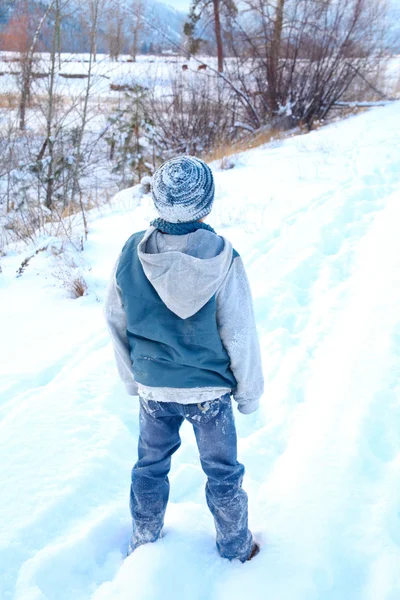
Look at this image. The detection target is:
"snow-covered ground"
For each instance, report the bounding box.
[0,53,224,100]
[1,101,400,600]
[1,52,399,100]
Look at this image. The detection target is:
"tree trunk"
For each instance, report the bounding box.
[70,0,98,213]
[132,34,138,62]
[18,0,55,130]
[268,0,285,115]
[19,57,32,131]
[213,0,223,73]
[45,0,59,210]
[130,0,143,62]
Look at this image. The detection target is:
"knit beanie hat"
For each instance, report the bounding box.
[151,156,215,223]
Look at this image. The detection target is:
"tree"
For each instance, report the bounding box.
[69,0,102,216]
[0,9,29,51]
[105,86,155,186]
[106,0,125,61]
[85,0,105,62]
[184,0,237,72]
[43,0,62,208]
[130,0,144,62]
[3,0,56,130]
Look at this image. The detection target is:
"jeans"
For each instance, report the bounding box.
[129,393,253,562]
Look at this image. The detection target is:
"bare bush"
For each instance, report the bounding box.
[16,245,48,277]
[228,0,388,129]
[52,255,88,298]
[0,0,391,251]
[0,0,119,246]
[145,70,242,156]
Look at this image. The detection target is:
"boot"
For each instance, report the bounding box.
[247,542,260,561]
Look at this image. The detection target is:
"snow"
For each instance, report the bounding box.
[0,52,399,103]
[0,52,225,101]
[2,101,400,600]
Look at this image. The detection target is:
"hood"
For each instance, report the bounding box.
[137,227,233,319]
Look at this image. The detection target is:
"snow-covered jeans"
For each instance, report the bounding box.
[129,393,253,562]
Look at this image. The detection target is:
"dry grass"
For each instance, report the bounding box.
[0,91,67,111]
[202,126,306,166]
[66,274,87,298]
[4,184,115,248]
[60,198,97,220]
[4,211,42,245]
[0,92,20,109]
[52,255,88,298]
[202,104,376,167]
[0,236,6,274]
[395,75,400,97]
[5,203,81,249]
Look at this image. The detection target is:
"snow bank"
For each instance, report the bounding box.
[1,101,400,600]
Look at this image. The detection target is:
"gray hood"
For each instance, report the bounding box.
[137,226,233,319]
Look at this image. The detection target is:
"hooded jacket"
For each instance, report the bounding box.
[104,227,264,414]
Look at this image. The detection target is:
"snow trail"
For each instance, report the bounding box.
[1,103,400,600]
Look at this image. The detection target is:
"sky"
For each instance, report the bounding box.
[164,0,191,12]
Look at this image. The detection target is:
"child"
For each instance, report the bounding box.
[104,156,264,562]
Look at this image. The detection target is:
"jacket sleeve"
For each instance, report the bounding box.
[216,255,264,414]
[103,258,138,396]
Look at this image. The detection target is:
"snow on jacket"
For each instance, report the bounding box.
[104,226,264,414]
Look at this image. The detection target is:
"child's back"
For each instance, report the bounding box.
[105,156,263,562]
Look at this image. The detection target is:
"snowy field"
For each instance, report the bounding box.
[0,53,226,100]
[1,101,400,599]
[1,52,399,101]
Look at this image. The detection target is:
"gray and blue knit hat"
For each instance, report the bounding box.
[151,156,215,223]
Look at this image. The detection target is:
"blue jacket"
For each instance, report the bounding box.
[116,230,238,390]
[105,226,264,414]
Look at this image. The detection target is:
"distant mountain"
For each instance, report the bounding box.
[2,0,397,55]
[145,1,186,46]
[0,1,16,27]
[69,0,187,54]
[0,0,187,54]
